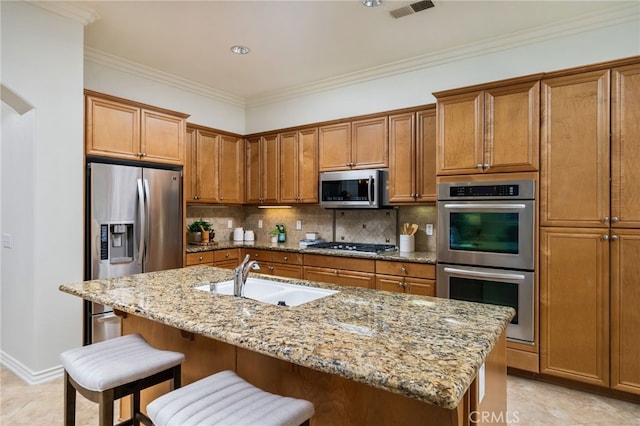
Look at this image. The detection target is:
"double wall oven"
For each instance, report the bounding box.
[437,180,536,344]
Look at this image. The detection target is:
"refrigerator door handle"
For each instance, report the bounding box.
[143,178,151,263]
[137,178,146,265]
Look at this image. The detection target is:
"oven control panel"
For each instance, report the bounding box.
[438,180,535,200]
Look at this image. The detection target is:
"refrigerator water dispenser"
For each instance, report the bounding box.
[100,223,134,263]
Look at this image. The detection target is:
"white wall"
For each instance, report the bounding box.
[246,19,639,133]
[1,1,84,382]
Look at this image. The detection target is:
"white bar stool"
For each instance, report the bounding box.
[60,333,185,426]
[147,370,315,426]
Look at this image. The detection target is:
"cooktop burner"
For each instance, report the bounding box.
[308,242,397,254]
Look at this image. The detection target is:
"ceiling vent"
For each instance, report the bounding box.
[389,0,435,19]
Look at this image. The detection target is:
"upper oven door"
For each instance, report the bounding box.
[319,169,381,208]
[437,199,535,270]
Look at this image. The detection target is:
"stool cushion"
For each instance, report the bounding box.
[60,333,184,392]
[147,370,315,426]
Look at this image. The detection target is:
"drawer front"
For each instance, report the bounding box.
[214,248,240,263]
[243,249,272,262]
[303,254,375,273]
[271,251,303,265]
[186,251,214,266]
[375,260,435,279]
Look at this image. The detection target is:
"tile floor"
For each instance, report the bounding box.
[1,366,639,425]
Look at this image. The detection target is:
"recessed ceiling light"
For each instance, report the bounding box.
[230,45,250,55]
[361,0,382,7]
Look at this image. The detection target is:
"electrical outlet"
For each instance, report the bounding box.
[227,220,233,229]
[258,220,263,229]
[296,220,302,230]
[2,234,12,249]
[425,224,433,236]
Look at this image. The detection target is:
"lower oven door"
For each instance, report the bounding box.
[437,263,534,344]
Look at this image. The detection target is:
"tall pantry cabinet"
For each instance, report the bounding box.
[539,60,640,393]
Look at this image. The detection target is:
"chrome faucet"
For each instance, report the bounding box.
[233,254,260,297]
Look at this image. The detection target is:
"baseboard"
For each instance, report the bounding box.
[0,350,63,384]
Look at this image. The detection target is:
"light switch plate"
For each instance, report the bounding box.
[425,224,433,236]
[2,233,12,249]
[296,220,302,230]
[258,220,263,229]
[227,220,233,229]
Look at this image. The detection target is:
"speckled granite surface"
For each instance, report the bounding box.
[59,266,513,409]
[187,241,437,264]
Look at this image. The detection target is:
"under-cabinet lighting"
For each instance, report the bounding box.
[258,206,292,209]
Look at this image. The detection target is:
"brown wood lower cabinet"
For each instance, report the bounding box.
[375,260,436,297]
[303,254,375,289]
[185,248,239,268]
[243,249,303,279]
[540,227,640,395]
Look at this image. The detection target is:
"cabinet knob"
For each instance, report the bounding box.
[401,266,407,273]
[334,270,338,275]
[612,217,619,222]
[284,256,288,261]
[225,253,229,258]
[483,163,489,169]
[198,256,203,261]
[602,234,609,241]
[397,281,404,287]
[476,164,484,169]
[603,216,609,223]
[611,235,618,241]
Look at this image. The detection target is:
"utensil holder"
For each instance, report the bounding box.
[399,235,415,253]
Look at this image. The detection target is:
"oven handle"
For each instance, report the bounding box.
[443,267,526,281]
[443,203,527,209]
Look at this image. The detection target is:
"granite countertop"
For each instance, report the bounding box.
[59,266,513,409]
[187,241,437,264]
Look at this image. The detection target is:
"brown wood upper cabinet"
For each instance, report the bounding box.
[246,134,279,205]
[388,106,436,203]
[185,124,244,204]
[434,78,540,175]
[85,91,188,165]
[279,128,318,204]
[318,116,388,171]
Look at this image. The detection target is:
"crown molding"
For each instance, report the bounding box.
[27,1,100,25]
[84,48,246,108]
[83,2,638,109]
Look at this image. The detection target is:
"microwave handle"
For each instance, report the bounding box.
[368,175,374,205]
[443,267,526,281]
[443,203,527,209]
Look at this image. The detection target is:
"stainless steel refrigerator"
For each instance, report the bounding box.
[84,161,182,344]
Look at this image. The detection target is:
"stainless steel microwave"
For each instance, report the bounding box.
[319,169,389,208]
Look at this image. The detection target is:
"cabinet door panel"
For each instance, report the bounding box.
[297,128,318,203]
[540,70,610,227]
[245,137,262,204]
[406,277,435,297]
[484,81,539,173]
[271,264,303,279]
[141,109,185,165]
[195,130,219,202]
[540,227,609,387]
[262,135,280,204]
[218,135,244,204]
[319,123,351,171]
[610,229,640,394]
[375,275,405,293]
[416,107,437,201]
[351,117,388,169]
[86,96,140,159]
[436,91,483,175]
[388,112,416,203]
[280,131,299,204]
[612,64,640,228]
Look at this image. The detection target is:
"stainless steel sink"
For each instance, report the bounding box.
[194,277,338,307]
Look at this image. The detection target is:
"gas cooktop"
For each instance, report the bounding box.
[308,242,397,254]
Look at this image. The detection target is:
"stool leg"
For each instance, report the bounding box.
[98,388,115,426]
[171,364,181,391]
[64,371,76,426]
[132,391,141,426]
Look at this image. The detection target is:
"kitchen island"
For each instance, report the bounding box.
[60,266,514,425]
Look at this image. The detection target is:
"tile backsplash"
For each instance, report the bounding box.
[187,204,437,252]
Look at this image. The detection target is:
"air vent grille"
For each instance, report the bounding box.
[390,0,435,19]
